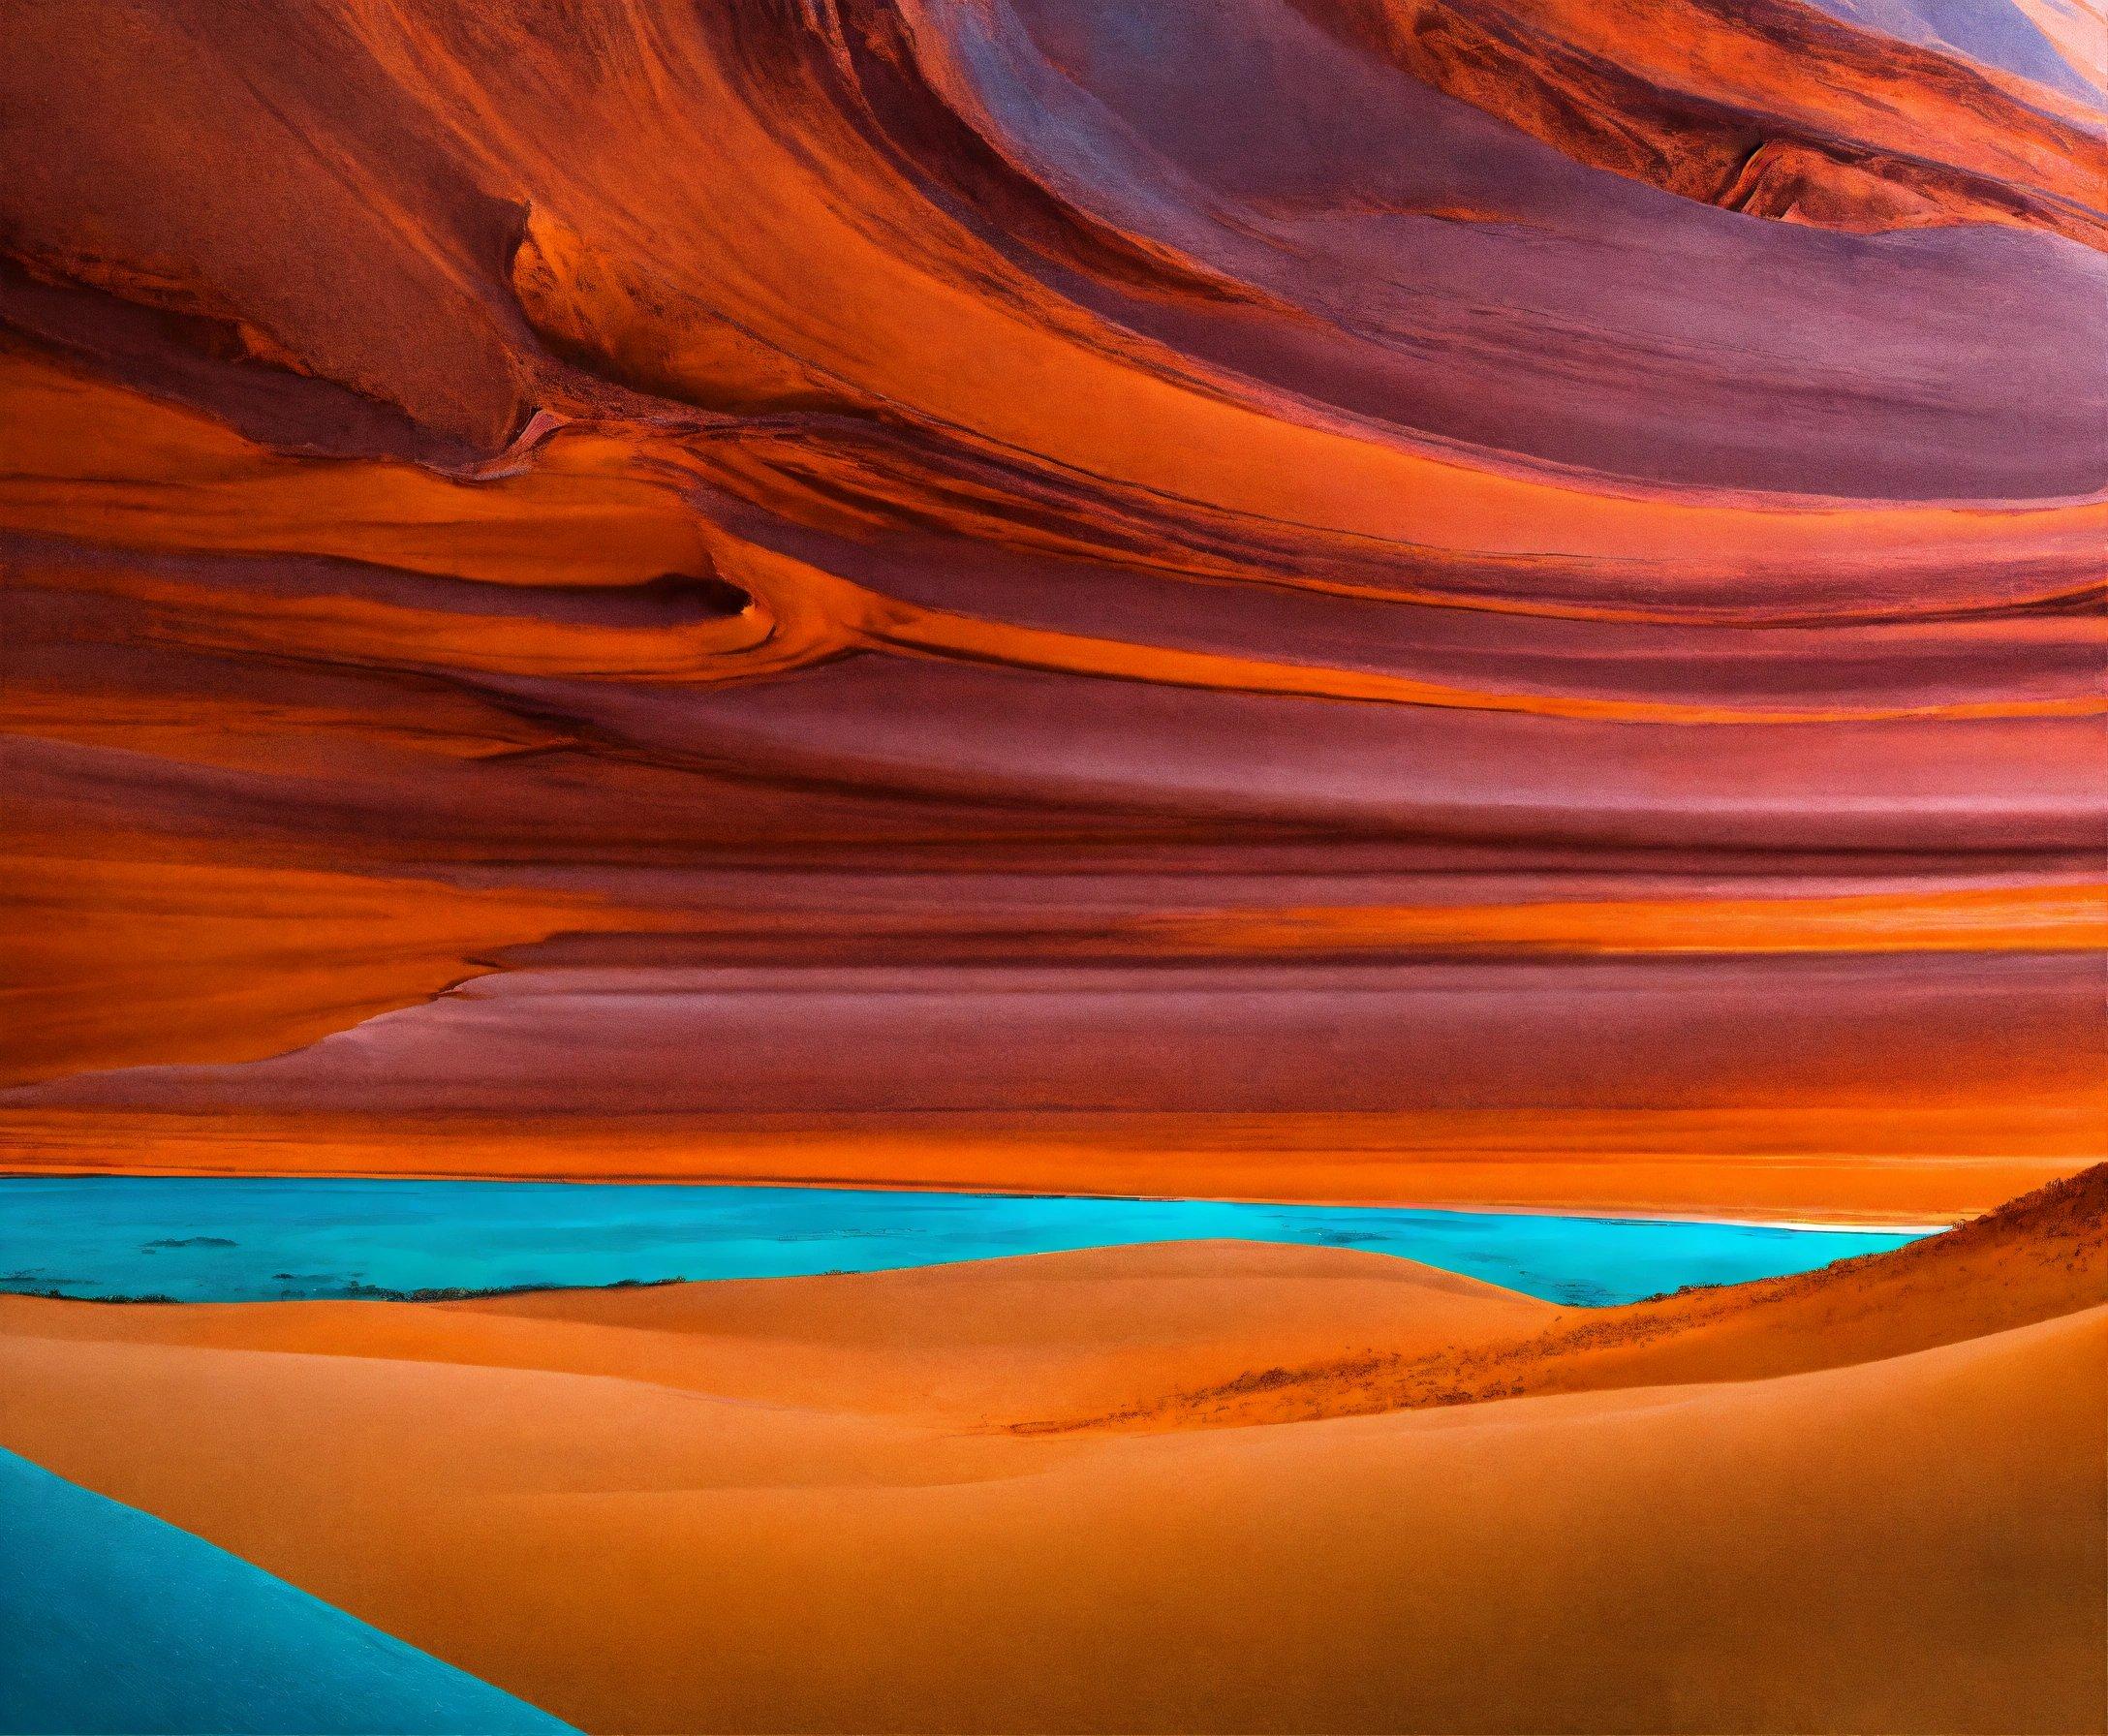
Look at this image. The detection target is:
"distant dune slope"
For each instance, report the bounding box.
[1032,1161,2108,1429]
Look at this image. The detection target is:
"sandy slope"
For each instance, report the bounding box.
[0,1241,1558,1424]
[0,1174,2101,1734]
[1031,1162,2108,1430]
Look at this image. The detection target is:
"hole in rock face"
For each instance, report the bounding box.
[666,573,754,617]
[566,571,758,625]
[488,571,754,626]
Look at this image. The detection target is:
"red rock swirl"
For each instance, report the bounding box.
[0,0,2101,1215]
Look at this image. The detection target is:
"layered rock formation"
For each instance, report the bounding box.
[3,0,2102,1215]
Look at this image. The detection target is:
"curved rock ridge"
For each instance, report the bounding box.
[1299,0,2108,245]
[0,0,2101,1216]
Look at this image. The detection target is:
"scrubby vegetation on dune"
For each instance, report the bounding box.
[1030,1163,2108,1432]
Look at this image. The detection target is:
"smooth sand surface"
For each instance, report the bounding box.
[0,1242,1559,1424]
[0,1173,2101,1734]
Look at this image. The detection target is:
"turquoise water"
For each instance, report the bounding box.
[0,1177,1923,1305]
[0,1445,574,1735]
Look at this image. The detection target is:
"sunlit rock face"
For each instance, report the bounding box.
[2,0,2101,1215]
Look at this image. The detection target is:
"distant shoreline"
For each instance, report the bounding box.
[0,1164,1959,1235]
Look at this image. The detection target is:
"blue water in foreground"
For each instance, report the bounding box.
[0,1177,1924,1306]
[0,1446,574,1736]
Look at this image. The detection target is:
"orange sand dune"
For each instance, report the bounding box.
[1034,1162,2108,1429]
[0,1171,2099,1733]
[0,1242,1553,1429]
